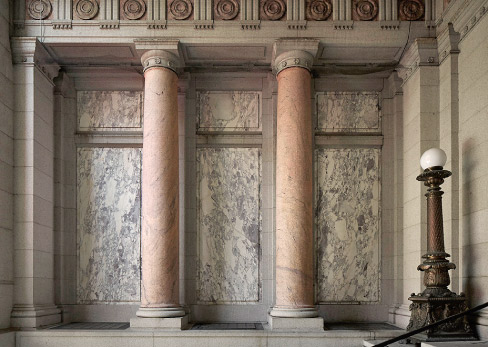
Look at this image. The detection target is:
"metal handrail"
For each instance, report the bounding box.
[372,301,488,347]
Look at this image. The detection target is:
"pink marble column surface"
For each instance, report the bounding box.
[136,50,185,318]
[270,50,318,319]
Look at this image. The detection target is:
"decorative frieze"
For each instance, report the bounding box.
[27,0,52,19]
[352,0,378,21]
[169,0,193,19]
[306,0,332,21]
[260,0,286,20]
[75,0,99,19]
[214,0,240,20]
[398,0,424,21]
[121,0,147,19]
[23,0,428,24]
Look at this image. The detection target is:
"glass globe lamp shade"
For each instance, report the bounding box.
[420,148,447,170]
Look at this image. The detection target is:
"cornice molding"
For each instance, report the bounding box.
[436,0,488,44]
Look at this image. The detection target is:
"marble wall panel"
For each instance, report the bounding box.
[197,91,261,131]
[316,92,380,133]
[77,147,141,303]
[197,147,261,303]
[77,91,143,131]
[316,147,380,302]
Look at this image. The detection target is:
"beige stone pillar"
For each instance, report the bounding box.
[269,50,323,330]
[132,50,186,328]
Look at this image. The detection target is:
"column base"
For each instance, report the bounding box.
[130,315,189,330]
[269,307,319,318]
[136,307,186,318]
[268,307,323,331]
[10,304,62,329]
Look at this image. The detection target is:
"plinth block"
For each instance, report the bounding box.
[268,315,324,331]
[130,315,189,330]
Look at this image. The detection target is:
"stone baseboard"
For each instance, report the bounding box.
[10,304,62,329]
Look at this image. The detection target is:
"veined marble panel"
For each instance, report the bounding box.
[197,91,261,131]
[316,92,380,133]
[316,148,380,302]
[197,147,261,303]
[78,91,143,131]
[77,147,142,303]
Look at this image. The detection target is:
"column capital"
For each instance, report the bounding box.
[141,50,180,74]
[397,37,438,85]
[135,39,183,74]
[271,38,319,75]
[273,50,315,75]
[11,37,60,82]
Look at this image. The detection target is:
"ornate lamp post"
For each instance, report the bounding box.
[407,148,475,342]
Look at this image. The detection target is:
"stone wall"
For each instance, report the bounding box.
[69,72,392,323]
[457,10,488,337]
[0,0,14,329]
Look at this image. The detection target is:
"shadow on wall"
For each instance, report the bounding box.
[461,138,474,312]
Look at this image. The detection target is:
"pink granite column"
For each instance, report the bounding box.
[270,50,318,319]
[136,50,185,318]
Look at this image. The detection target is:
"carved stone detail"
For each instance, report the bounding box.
[122,0,146,19]
[75,0,99,19]
[398,0,424,21]
[260,0,286,20]
[306,0,332,21]
[141,50,180,74]
[274,50,314,75]
[27,0,52,19]
[214,0,239,20]
[352,0,378,21]
[169,0,193,19]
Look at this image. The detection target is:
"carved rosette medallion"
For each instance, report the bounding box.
[27,0,52,19]
[169,0,193,19]
[352,0,378,21]
[122,0,146,19]
[306,0,332,20]
[260,0,286,20]
[399,0,424,21]
[75,0,99,19]
[214,0,239,20]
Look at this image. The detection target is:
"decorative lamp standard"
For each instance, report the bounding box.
[407,148,475,342]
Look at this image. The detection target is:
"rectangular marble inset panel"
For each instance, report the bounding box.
[77,91,143,131]
[316,92,380,133]
[77,147,141,303]
[316,148,380,302]
[197,91,261,131]
[197,147,261,303]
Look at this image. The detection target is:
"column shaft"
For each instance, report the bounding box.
[272,58,317,318]
[137,53,184,318]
